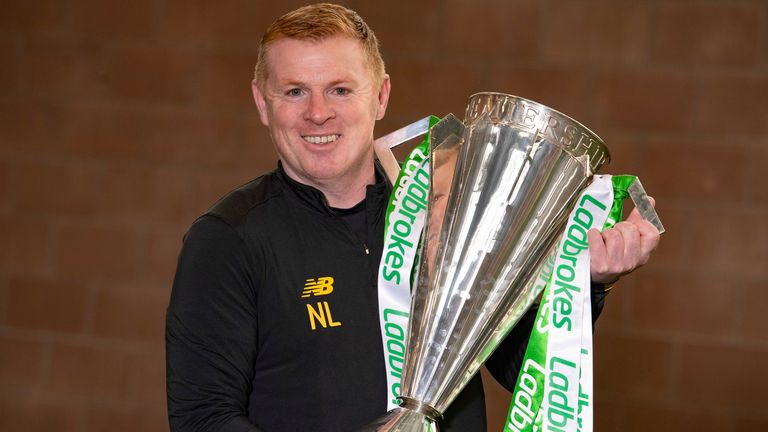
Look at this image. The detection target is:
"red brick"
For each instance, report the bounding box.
[154,0,226,45]
[636,205,689,269]
[12,159,105,218]
[620,402,729,432]
[140,228,185,284]
[592,397,626,431]
[744,145,768,204]
[0,396,81,432]
[55,224,140,281]
[0,158,11,212]
[591,69,696,133]
[636,139,747,203]
[93,164,156,224]
[15,40,107,102]
[0,216,54,275]
[58,105,188,162]
[383,59,487,129]
[0,0,70,36]
[124,349,166,407]
[694,74,768,135]
[688,208,767,275]
[0,101,69,152]
[440,0,540,60]
[739,279,768,344]
[47,342,127,401]
[5,276,87,332]
[59,105,165,160]
[593,274,635,330]
[486,65,593,122]
[56,105,263,169]
[595,133,639,175]
[44,165,201,228]
[677,343,768,409]
[11,159,196,228]
[541,2,647,65]
[72,0,156,41]
[593,334,674,397]
[0,40,22,99]
[0,336,45,389]
[91,285,167,342]
[354,0,441,60]
[651,2,762,66]
[199,48,263,111]
[85,405,167,432]
[156,0,293,47]
[628,271,738,337]
[171,114,264,169]
[151,168,209,226]
[103,44,201,105]
[732,415,768,431]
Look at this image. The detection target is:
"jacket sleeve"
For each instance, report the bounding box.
[484,282,609,392]
[166,216,264,432]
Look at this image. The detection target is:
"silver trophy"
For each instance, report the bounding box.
[363,92,611,431]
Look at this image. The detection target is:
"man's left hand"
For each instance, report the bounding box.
[588,198,661,285]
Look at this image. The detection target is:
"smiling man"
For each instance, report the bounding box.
[251,33,390,209]
[165,4,659,432]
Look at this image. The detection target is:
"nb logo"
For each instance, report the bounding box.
[301,276,335,298]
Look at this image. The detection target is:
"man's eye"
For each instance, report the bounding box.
[286,88,303,96]
[332,87,349,96]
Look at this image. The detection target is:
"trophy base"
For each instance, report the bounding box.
[358,407,439,432]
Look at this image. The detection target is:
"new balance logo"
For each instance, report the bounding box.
[301,276,335,298]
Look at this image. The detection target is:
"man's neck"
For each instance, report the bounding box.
[318,171,375,208]
[282,162,377,209]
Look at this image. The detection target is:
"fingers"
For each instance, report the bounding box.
[588,220,653,284]
[625,195,661,258]
[588,195,661,285]
[588,228,614,284]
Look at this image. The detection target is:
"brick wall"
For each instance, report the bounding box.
[0,1,765,431]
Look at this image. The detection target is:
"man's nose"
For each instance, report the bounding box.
[304,93,335,124]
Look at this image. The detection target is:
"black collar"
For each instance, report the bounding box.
[275,160,391,216]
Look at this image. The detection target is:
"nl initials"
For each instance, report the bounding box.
[307,301,342,330]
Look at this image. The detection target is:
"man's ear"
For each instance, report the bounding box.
[252,80,270,126]
[375,74,391,121]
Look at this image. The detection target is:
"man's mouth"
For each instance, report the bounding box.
[302,134,340,144]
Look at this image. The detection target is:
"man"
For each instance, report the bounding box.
[165,4,659,432]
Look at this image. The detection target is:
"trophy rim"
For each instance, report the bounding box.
[465,91,611,172]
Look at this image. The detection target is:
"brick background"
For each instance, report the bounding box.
[1,1,766,431]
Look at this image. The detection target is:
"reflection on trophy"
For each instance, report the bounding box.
[363,93,611,431]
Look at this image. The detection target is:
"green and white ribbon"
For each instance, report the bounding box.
[504,174,635,432]
[377,117,439,410]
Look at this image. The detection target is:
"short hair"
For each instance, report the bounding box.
[254,3,386,88]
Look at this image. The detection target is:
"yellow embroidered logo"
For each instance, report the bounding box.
[301,276,335,298]
[302,276,341,330]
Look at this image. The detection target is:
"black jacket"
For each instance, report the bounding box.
[165,163,606,432]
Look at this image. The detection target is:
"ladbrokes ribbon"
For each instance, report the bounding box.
[377,118,438,410]
[504,175,636,432]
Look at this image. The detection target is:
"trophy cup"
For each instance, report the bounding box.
[363,92,611,431]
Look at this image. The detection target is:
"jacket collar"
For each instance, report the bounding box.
[276,160,391,215]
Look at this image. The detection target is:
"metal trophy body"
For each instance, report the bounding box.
[363,93,610,431]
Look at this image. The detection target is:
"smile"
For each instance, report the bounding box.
[302,134,339,144]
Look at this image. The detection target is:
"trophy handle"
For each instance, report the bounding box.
[627,178,665,234]
[374,116,434,183]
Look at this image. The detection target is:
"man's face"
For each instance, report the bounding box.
[252,35,390,192]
